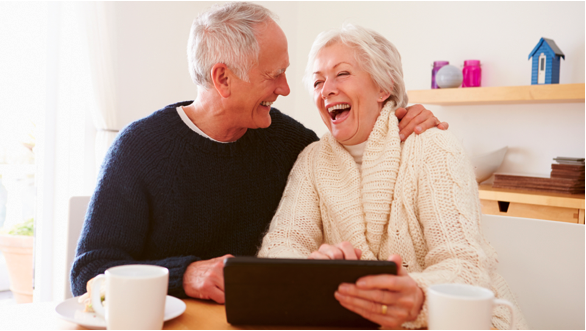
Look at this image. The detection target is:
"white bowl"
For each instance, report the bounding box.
[469,146,508,183]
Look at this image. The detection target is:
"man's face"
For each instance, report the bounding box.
[230,19,290,129]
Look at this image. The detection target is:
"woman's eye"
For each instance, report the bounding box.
[313,81,322,88]
[337,71,349,76]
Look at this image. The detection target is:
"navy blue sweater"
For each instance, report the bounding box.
[71,101,319,297]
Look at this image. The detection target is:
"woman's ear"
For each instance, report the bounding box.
[378,91,391,103]
[211,63,231,98]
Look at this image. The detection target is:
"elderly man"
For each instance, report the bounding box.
[71,2,447,304]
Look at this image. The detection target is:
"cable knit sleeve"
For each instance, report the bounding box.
[258,143,323,258]
[399,129,494,329]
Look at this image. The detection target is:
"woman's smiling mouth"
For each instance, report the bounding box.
[327,103,351,121]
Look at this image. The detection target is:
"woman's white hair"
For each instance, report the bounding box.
[188,2,277,88]
[303,23,408,108]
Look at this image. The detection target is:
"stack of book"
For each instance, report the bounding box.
[493,157,585,194]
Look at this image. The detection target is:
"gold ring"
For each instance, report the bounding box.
[381,304,388,315]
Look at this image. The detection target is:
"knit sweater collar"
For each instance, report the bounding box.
[315,102,402,259]
[169,101,262,156]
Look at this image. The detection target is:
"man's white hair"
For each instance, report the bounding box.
[188,2,277,88]
[303,23,408,109]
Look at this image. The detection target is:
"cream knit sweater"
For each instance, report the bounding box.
[258,103,527,329]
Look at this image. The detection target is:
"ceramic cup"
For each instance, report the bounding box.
[428,283,515,330]
[90,265,169,330]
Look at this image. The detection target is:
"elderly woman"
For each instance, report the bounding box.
[258,24,526,329]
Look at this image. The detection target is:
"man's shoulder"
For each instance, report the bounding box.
[118,101,191,140]
[126,101,191,130]
[267,108,319,142]
[108,101,192,159]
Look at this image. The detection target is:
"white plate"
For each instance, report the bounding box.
[55,295,186,329]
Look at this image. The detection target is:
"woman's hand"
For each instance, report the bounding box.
[334,254,424,329]
[308,241,362,260]
[395,104,449,141]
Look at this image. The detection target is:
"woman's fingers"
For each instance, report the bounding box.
[387,254,406,275]
[335,292,406,329]
[335,254,424,327]
[308,251,330,260]
[309,242,359,260]
[356,274,415,292]
[319,244,344,259]
[336,242,359,260]
[338,283,400,304]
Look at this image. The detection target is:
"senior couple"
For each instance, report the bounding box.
[71,2,526,329]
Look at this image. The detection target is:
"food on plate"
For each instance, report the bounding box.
[77,276,105,312]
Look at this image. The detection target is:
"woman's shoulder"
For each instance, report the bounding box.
[404,127,464,156]
[401,128,475,186]
[297,139,322,162]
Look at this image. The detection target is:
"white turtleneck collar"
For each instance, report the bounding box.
[342,140,368,168]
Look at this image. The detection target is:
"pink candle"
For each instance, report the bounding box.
[462,60,481,88]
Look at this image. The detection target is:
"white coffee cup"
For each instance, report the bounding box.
[90,265,169,330]
[428,283,515,330]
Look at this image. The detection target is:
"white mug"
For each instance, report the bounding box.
[91,265,169,330]
[428,283,515,330]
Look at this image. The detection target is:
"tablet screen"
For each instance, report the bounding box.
[224,256,397,328]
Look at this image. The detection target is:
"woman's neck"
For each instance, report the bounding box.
[342,140,368,167]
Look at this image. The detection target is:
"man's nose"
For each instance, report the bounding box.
[275,74,290,96]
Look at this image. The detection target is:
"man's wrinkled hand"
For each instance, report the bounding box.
[183,254,233,304]
[395,104,449,141]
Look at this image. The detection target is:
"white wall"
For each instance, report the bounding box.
[105,1,584,181]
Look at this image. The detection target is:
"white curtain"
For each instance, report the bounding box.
[81,2,120,172]
[6,2,99,303]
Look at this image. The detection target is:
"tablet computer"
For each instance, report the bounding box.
[224,256,397,328]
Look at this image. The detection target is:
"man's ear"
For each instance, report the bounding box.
[211,63,231,98]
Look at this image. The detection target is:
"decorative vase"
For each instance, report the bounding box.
[431,61,449,89]
[0,234,33,303]
[436,65,463,88]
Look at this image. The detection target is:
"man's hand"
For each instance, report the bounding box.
[308,241,362,260]
[183,254,233,304]
[395,104,449,141]
[334,254,424,329]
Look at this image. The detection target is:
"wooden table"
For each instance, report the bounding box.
[0,299,324,330]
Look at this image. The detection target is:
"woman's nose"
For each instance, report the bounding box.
[321,79,337,100]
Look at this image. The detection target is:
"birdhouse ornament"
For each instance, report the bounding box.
[528,38,565,85]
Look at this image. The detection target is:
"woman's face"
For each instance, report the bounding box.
[312,42,389,145]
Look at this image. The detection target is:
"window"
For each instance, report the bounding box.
[0,2,97,303]
[0,2,47,304]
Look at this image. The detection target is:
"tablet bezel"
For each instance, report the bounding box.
[224,256,397,328]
